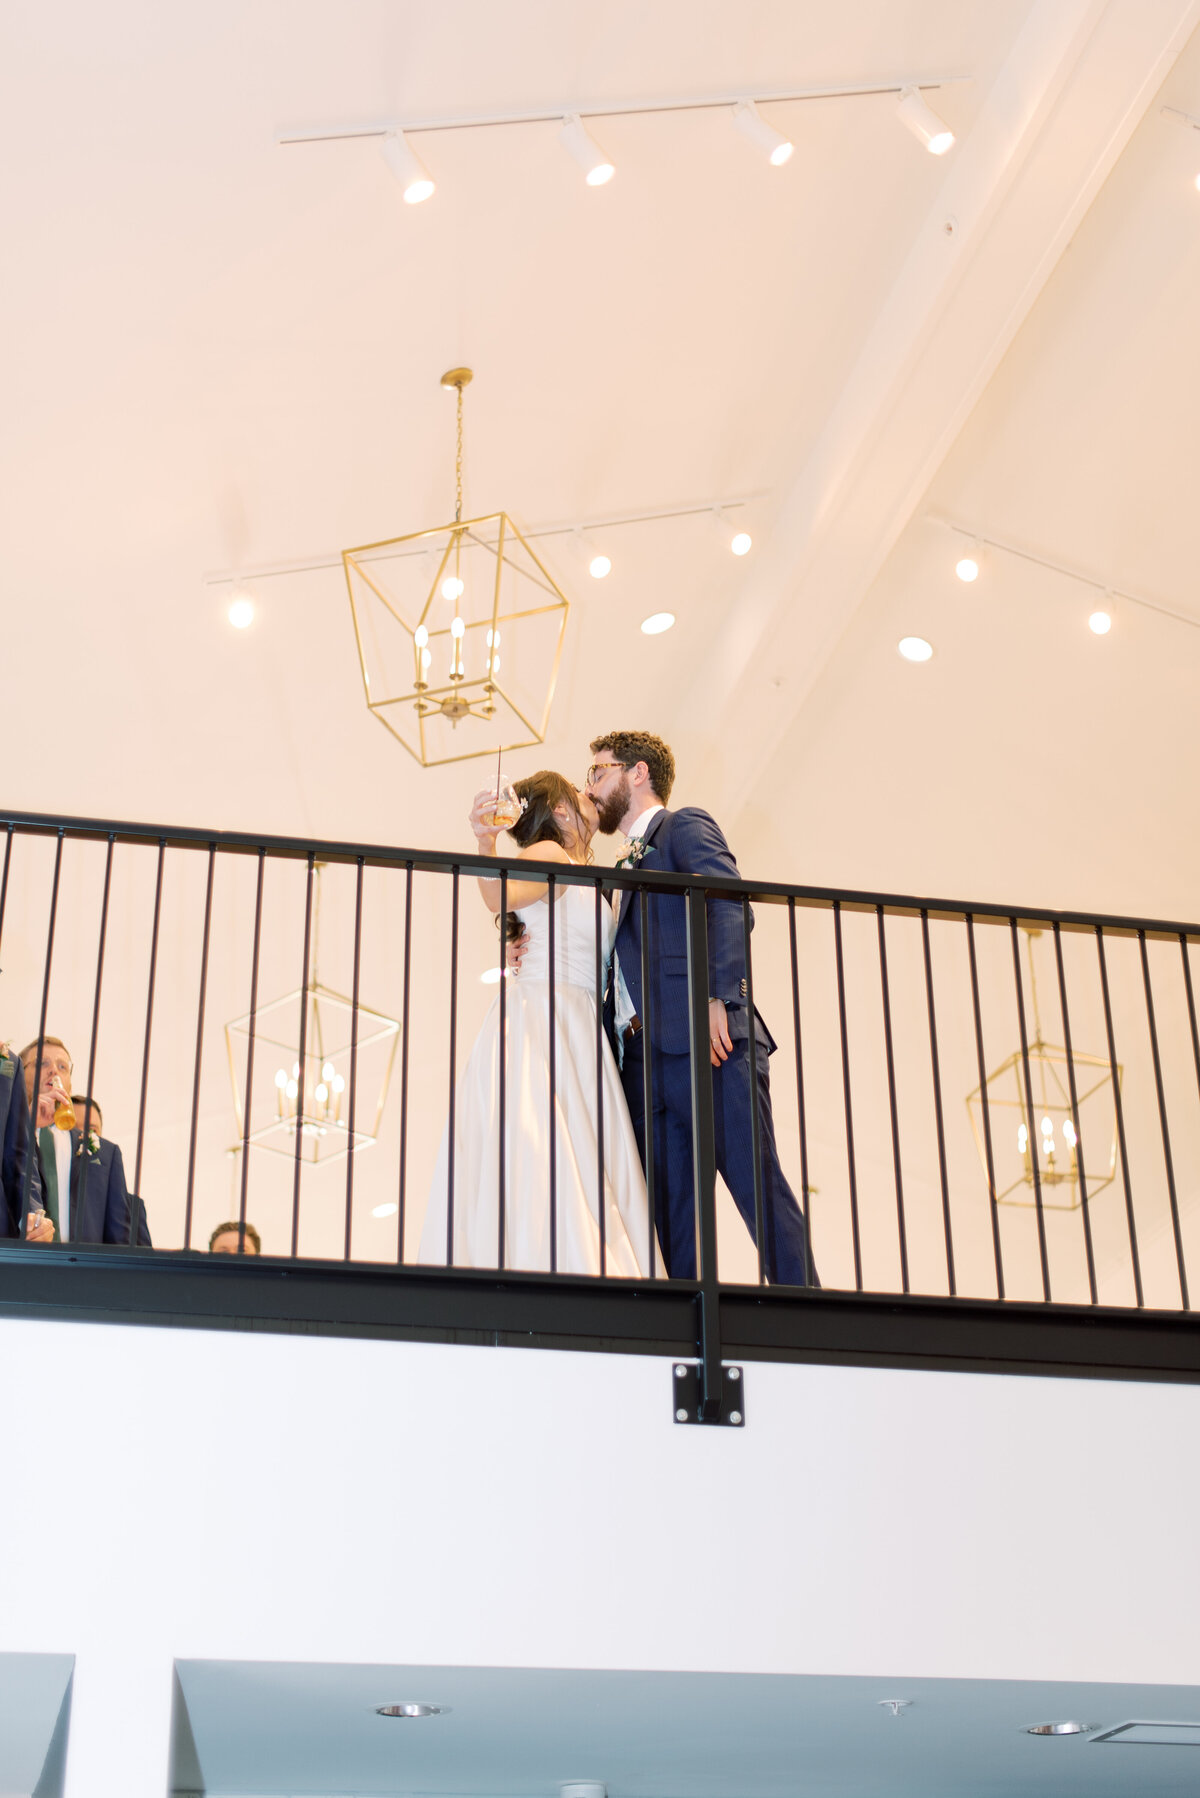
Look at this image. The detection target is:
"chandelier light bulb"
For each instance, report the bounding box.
[274,1068,287,1089]
[1089,610,1112,635]
[441,575,464,602]
[228,588,256,629]
[414,624,429,648]
[731,99,794,167]
[897,87,955,156]
[450,615,465,638]
[380,130,436,203]
[559,113,615,185]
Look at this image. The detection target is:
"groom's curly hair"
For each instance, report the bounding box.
[589,731,675,803]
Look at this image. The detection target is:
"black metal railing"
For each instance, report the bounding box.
[2,809,1200,1396]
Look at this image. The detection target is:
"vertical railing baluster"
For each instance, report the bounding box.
[343,857,364,1262]
[79,835,114,1238]
[686,883,722,1416]
[1139,930,1188,1310]
[132,840,166,1228]
[921,910,955,1297]
[787,899,814,1289]
[832,900,861,1291]
[595,878,606,1276]
[395,862,413,1264]
[238,849,266,1245]
[1010,918,1050,1301]
[1052,921,1096,1305]
[21,831,65,1225]
[0,823,13,960]
[548,870,557,1273]
[639,887,656,1278]
[877,905,908,1294]
[290,854,315,1259]
[184,845,216,1253]
[742,898,766,1285]
[1095,925,1143,1307]
[1181,933,1200,1133]
[446,866,459,1267]
[965,914,1004,1300]
[497,866,508,1271]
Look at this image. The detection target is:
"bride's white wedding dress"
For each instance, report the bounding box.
[419,884,657,1276]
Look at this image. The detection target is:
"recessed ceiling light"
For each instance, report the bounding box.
[376,1703,449,1719]
[1089,610,1112,635]
[480,966,510,984]
[898,636,933,662]
[641,612,675,635]
[228,592,255,629]
[1023,1721,1096,1737]
[371,1202,398,1219]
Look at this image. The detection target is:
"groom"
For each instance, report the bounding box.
[586,731,816,1286]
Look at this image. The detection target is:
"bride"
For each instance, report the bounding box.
[419,770,657,1278]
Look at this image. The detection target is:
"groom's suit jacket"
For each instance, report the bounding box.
[37,1130,153,1246]
[0,1050,42,1236]
[610,806,776,1057]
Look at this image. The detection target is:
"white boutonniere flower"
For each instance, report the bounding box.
[615,838,654,871]
[76,1130,101,1159]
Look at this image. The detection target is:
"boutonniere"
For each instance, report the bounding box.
[76,1130,101,1159]
[615,837,654,871]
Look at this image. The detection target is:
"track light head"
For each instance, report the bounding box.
[731,99,793,166]
[559,114,615,186]
[711,508,752,556]
[897,87,954,155]
[573,529,612,579]
[955,541,981,582]
[380,131,435,202]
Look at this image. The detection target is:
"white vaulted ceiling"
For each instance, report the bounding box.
[5,0,1200,1258]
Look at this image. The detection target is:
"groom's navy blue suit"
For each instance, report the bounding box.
[610,806,815,1285]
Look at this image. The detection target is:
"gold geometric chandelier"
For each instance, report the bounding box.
[966,928,1121,1211]
[343,368,570,767]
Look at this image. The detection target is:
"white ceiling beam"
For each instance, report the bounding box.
[698,0,1200,823]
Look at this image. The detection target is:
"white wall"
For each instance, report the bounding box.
[3,1315,1200,1794]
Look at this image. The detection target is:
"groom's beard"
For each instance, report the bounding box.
[594,775,631,835]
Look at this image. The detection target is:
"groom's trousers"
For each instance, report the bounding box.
[620,1031,817,1286]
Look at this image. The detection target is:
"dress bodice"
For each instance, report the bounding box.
[515,884,612,993]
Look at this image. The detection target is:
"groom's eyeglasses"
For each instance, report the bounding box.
[584,761,629,787]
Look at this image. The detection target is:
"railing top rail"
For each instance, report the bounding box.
[2,807,1197,942]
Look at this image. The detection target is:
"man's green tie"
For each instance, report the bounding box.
[37,1128,60,1237]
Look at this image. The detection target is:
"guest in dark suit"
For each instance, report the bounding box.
[0,1041,50,1239]
[586,731,815,1286]
[21,1039,152,1246]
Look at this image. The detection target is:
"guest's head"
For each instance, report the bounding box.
[20,1037,73,1128]
[71,1094,102,1135]
[586,731,675,834]
[209,1220,262,1255]
[507,771,597,858]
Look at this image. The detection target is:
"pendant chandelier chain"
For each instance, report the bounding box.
[455,381,464,525]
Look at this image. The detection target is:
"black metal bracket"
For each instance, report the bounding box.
[673,1361,745,1426]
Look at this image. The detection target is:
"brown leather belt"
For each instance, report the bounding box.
[622,1014,642,1047]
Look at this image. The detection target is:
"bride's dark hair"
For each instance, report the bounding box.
[500,770,588,941]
